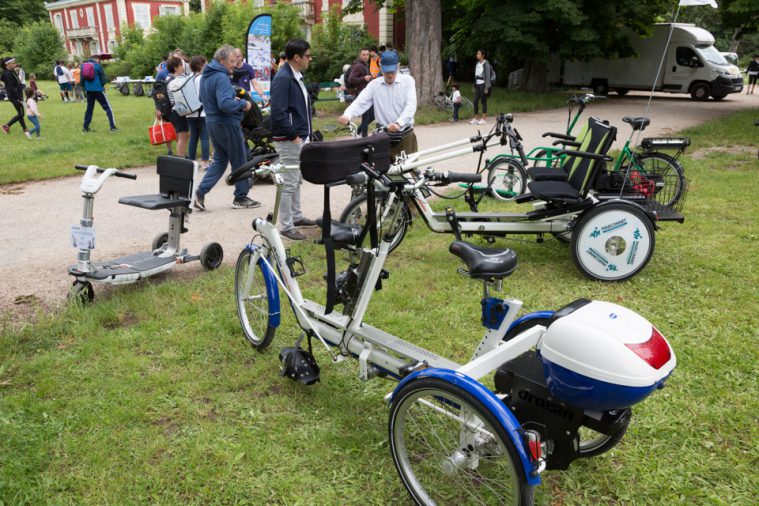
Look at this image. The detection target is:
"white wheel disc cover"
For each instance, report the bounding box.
[576,209,651,280]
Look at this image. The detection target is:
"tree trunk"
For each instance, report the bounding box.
[406,0,443,106]
[521,60,550,93]
[729,27,741,53]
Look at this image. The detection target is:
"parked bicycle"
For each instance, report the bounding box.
[226,137,676,505]
[433,87,474,114]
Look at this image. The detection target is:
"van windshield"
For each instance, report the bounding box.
[696,45,728,65]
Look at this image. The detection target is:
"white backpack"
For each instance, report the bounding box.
[168,74,202,117]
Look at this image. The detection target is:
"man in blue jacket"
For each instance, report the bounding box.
[270,39,316,241]
[194,44,259,210]
[82,54,117,133]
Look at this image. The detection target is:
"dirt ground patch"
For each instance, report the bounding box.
[689,145,756,161]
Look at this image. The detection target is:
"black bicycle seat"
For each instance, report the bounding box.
[316,219,362,247]
[622,116,651,131]
[449,241,518,280]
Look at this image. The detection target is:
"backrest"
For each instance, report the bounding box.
[300,133,390,185]
[559,119,592,175]
[157,155,195,198]
[565,117,616,196]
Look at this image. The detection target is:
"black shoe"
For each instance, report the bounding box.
[193,191,206,211]
[109,127,119,133]
[82,128,92,133]
[281,228,307,241]
[232,197,261,209]
[293,217,318,228]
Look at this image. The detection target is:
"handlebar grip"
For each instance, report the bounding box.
[346,172,369,186]
[116,171,137,180]
[445,172,481,184]
[75,164,89,170]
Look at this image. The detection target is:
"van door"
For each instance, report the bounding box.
[663,46,702,92]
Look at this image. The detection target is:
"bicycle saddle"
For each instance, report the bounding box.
[449,241,518,280]
[622,116,651,131]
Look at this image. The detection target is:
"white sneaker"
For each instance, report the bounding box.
[469,119,478,125]
[25,131,32,139]
[478,119,487,125]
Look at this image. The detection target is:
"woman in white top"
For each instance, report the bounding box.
[471,49,493,126]
[187,55,210,167]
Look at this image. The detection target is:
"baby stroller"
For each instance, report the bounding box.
[237,87,279,182]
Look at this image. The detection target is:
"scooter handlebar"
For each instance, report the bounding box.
[74,164,137,180]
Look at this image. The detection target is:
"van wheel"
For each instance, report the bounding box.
[690,83,710,101]
[591,79,609,96]
[615,88,629,96]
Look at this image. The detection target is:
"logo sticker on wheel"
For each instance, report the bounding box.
[586,247,608,266]
[601,219,628,234]
[627,240,639,265]
[633,228,642,240]
[590,227,601,238]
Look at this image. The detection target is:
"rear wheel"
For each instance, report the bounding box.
[571,202,655,281]
[634,152,686,207]
[235,249,276,350]
[578,411,631,457]
[339,193,409,253]
[389,377,533,505]
[487,158,527,201]
[151,232,169,251]
[433,94,452,112]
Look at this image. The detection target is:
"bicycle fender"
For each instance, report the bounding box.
[389,368,541,485]
[244,244,281,328]
[589,199,658,229]
[505,311,554,335]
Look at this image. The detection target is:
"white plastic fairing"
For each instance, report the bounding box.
[537,301,676,388]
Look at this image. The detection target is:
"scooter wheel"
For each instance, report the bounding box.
[570,202,655,281]
[68,281,94,304]
[151,232,169,251]
[578,410,631,458]
[200,242,224,270]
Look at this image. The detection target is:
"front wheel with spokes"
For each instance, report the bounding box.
[235,248,277,351]
[487,158,528,201]
[339,193,410,253]
[389,377,533,505]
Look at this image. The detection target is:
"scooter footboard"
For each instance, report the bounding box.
[389,368,541,485]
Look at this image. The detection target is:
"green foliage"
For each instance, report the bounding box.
[309,5,377,83]
[268,2,304,55]
[12,21,67,77]
[0,0,47,26]
[0,19,15,55]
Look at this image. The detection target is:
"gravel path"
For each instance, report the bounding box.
[2,90,756,318]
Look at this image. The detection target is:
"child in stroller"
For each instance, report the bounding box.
[237,86,279,181]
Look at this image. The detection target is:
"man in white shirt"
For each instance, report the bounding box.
[338,50,417,159]
[53,60,71,102]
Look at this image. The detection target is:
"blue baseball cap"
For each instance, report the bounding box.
[380,51,399,73]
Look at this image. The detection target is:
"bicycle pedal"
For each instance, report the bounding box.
[279,346,320,386]
[285,249,306,278]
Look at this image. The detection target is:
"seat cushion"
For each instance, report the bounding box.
[118,195,190,210]
[449,241,518,280]
[528,166,568,182]
[527,180,581,201]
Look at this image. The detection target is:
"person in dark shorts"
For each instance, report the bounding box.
[746,54,759,95]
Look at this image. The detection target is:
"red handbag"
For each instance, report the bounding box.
[148,119,177,145]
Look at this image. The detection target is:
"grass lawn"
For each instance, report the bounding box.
[1,104,757,503]
[0,81,568,185]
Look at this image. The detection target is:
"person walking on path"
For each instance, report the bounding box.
[165,56,190,157]
[270,38,318,241]
[187,55,210,168]
[470,49,493,125]
[54,60,71,102]
[338,50,418,160]
[194,45,260,211]
[347,47,374,137]
[24,87,41,138]
[1,57,31,138]
[82,55,117,133]
[746,55,759,95]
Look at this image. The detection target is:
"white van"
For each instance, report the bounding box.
[550,23,743,100]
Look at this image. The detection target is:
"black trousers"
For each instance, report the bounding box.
[6,99,27,130]
[473,83,488,115]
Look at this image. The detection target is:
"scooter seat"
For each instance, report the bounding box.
[119,194,191,210]
[622,116,651,131]
[449,241,518,280]
[316,219,362,247]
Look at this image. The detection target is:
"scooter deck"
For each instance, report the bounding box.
[69,252,176,282]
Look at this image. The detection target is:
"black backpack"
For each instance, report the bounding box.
[343,65,355,95]
[151,79,173,118]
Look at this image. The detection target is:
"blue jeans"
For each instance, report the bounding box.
[83,91,116,129]
[27,115,40,136]
[188,116,209,161]
[197,122,250,199]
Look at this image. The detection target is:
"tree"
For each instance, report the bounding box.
[13,21,67,77]
[0,0,47,27]
[310,5,376,83]
[449,0,671,92]
[720,0,759,53]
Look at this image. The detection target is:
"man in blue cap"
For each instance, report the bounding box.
[338,50,417,159]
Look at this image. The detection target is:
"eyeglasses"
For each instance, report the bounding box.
[302,53,313,59]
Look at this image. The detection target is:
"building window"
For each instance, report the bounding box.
[91,40,100,55]
[159,5,182,16]
[86,7,95,27]
[253,0,265,7]
[69,11,79,30]
[103,4,114,31]
[54,13,64,33]
[132,4,151,30]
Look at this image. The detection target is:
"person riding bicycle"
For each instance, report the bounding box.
[338,50,417,159]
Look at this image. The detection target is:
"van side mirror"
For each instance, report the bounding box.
[690,56,700,68]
